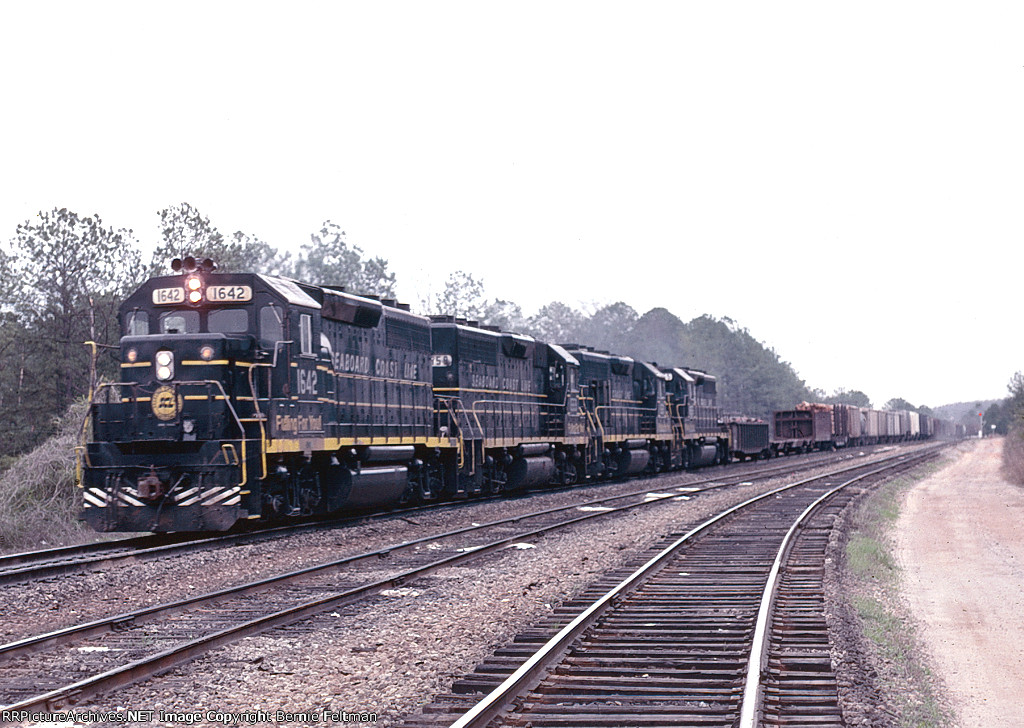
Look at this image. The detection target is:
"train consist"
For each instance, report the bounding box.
[770,402,963,454]
[77,260,958,532]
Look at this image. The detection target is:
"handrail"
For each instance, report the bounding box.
[468,399,566,441]
[88,380,251,487]
[594,403,659,438]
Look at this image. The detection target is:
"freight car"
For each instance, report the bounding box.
[772,407,834,453]
[723,417,771,461]
[767,402,938,453]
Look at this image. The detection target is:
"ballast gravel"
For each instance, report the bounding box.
[5,448,920,727]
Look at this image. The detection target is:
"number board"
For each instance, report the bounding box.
[206,285,253,303]
[152,287,185,305]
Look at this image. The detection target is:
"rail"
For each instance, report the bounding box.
[446,447,940,728]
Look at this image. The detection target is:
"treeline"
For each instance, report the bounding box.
[2,202,921,462]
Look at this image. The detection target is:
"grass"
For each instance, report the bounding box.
[843,462,958,727]
[0,399,100,553]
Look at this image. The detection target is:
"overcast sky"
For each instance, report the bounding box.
[2,2,1022,409]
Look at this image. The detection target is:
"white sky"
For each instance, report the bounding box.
[2,2,1022,409]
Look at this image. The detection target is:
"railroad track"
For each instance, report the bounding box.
[0,447,912,716]
[401,446,939,727]
[0,446,873,586]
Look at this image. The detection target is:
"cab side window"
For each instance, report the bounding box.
[260,305,284,347]
[300,313,314,356]
[125,310,149,336]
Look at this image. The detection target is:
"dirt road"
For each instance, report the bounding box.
[896,438,1024,726]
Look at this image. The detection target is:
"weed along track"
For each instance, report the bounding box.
[403,448,939,727]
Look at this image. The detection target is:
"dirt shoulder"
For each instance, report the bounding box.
[895,437,1024,726]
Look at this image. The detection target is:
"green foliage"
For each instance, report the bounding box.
[0,246,16,308]
[636,313,813,418]
[525,301,587,344]
[580,303,640,353]
[1,209,142,453]
[816,388,872,408]
[428,270,486,318]
[1007,371,1024,419]
[293,221,397,297]
[149,202,226,275]
[149,203,293,277]
[984,401,1010,436]
[477,299,526,332]
[1000,373,1024,483]
[225,230,292,277]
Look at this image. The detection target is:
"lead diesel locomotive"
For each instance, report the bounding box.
[79,259,736,532]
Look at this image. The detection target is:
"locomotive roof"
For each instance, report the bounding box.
[547,343,580,367]
[259,275,321,309]
[667,367,695,383]
[636,360,671,380]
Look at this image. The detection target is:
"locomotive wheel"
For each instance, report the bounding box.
[418,461,443,502]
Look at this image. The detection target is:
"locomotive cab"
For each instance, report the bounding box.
[82,260,276,531]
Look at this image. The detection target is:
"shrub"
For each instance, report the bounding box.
[1002,425,1024,486]
[0,400,96,552]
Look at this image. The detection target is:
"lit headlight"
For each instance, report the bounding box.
[155,350,174,381]
[126,348,138,363]
[200,345,215,361]
[186,275,203,303]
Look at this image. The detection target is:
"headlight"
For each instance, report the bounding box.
[155,350,174,381]
[200,345,215,361]
[126,348,138,363]
[182,419,195,434]
[186,276,203,303]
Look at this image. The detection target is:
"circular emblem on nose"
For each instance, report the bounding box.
[151,385,181,421]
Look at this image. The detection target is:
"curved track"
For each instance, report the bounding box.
[400,447,938,727]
